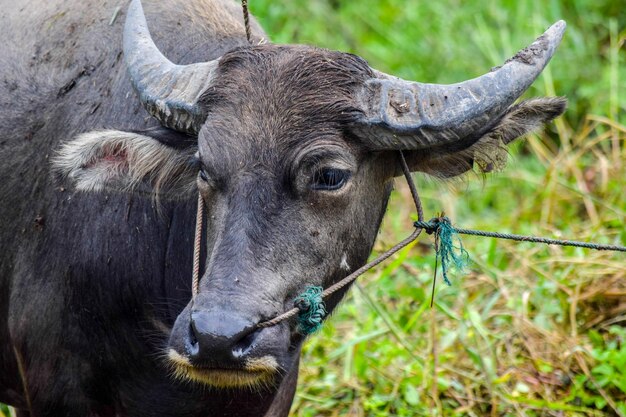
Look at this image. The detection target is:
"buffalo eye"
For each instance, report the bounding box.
[199,169,209,182]
[312,168,351,191]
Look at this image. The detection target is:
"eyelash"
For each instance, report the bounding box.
[311,168,351,191]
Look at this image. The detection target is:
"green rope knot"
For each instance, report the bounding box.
[294,286,327,335]
[415,217,470,286]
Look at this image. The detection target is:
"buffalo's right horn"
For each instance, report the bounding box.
[353,21,566,150]
[124,0,219,135]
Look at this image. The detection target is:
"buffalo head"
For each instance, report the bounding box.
[54,0,566,390]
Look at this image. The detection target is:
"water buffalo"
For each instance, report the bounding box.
[0,0,565,415]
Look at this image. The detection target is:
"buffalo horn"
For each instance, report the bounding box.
[354,21,566,150]
[123,0,218,135]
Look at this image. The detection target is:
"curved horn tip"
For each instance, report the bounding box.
[126,0,146,30]
[550,20,567,33]
[544,20,567,45]
[503,19,566,68]
[128,0,143,14]
[354,20,568,151]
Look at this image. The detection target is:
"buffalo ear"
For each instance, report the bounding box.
[399,97,567,178]
[52,128,198,198]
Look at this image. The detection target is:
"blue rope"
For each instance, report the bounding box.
[294,286,327,335]
[427,217,469,285]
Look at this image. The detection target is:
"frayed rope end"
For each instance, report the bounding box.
[415,217,470,285]
[435,217,469,285]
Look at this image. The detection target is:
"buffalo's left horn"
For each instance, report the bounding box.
[353,20,566,150]
[123,0,218,134]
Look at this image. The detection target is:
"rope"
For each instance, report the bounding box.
[431,217,469,286]
[241,0,251,43]
[191,148,624,334]
[257,226,423,331]
[414,219,626,253]
[192,193,204,297]
[399,151,424,222]
[257,151,425,333]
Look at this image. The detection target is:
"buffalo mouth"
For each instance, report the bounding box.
[167,349,280,389]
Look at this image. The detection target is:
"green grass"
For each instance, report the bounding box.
[249,0,626,416]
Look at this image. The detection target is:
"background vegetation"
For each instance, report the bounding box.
[250,0,625,416]
[2,1,623,416]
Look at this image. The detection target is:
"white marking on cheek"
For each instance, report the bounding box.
[340,253,350,271]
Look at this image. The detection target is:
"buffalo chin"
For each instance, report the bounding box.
[167,349,279,389]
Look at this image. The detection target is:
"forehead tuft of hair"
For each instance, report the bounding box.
[200,45,374,130]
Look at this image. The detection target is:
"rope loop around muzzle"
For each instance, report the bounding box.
[189,152,424,333]
[255,151,425,333]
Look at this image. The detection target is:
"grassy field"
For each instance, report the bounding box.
[250,0,626,416]
[2,1,623,416]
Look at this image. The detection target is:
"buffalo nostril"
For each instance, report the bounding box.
[232,328,261,359]
[188,321,200,356]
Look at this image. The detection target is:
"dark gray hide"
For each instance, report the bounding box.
[0,0,565,416]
